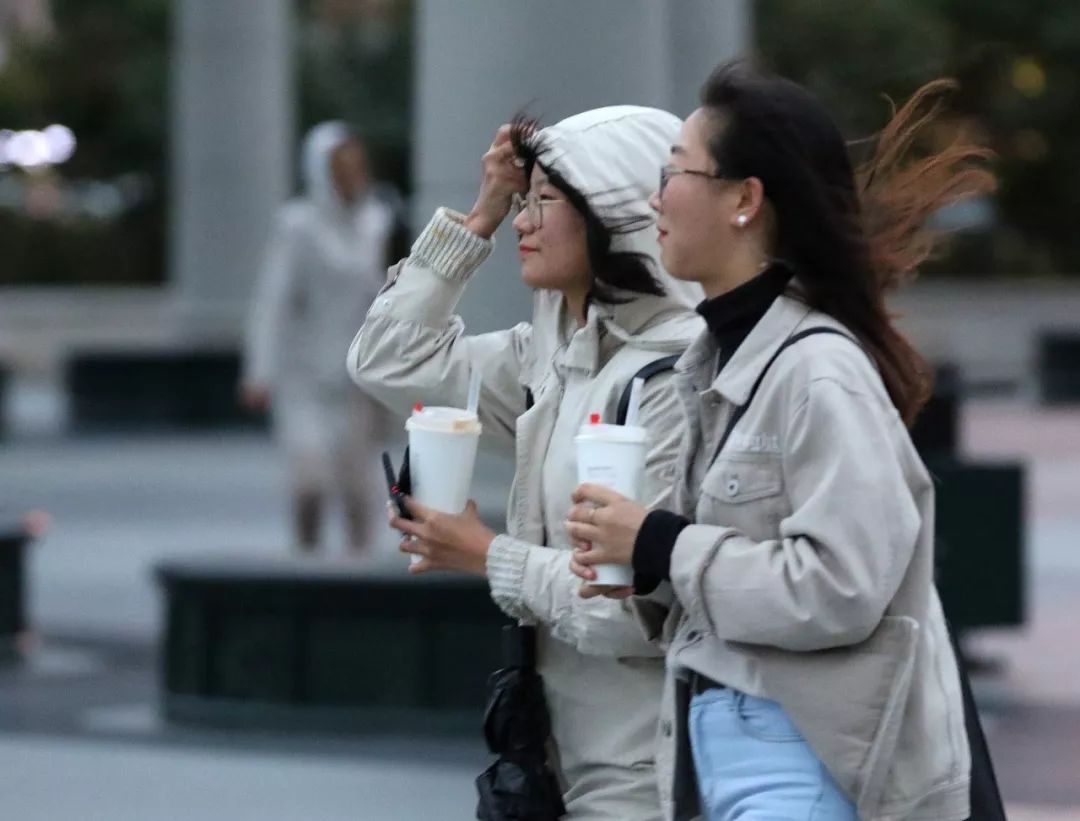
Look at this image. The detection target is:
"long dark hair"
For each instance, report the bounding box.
[509,114,665,305]
[699,63,995,424]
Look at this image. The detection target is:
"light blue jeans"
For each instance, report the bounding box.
[689,686,858,820]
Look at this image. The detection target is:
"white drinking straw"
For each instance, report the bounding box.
[624,376,645,427]
[466,367,483,416]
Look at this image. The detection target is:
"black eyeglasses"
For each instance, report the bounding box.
[511,191,569,228]
[659,165,728,196]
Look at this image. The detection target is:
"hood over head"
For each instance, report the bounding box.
[301,120,355,212]
[522,106,703,351]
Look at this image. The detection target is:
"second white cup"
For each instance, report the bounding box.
[574,420,648,587]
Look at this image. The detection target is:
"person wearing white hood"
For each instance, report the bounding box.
[242,122,396,553]
[347,107,703,818]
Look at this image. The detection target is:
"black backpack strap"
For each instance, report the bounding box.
[616,354,681,425]
[711,327,861,463]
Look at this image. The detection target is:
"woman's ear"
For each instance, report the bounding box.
[731,176,766,228]
[739,177,766,219]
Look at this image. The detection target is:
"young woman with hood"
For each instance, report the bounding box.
[347,106,703,819]
[243,122,397,552]
[567,66,995,820]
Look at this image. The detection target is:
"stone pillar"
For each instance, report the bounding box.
[169,0,294,342]
[665,0,753,117]
[413,0,750,332]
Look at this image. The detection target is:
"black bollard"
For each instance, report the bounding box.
[1038,331,1080,404]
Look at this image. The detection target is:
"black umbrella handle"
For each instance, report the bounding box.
[502,624,536,668]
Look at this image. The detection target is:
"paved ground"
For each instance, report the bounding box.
[1,395,1078,819]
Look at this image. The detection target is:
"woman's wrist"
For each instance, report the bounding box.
[463,209,500,240]
[472,529,497,576]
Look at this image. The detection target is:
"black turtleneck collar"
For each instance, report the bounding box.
[629,263,795,594]
[696,263,794,374]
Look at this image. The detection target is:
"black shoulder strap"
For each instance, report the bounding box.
[616,354,681,425]
[712,327,861,462]
[525,353,680,420]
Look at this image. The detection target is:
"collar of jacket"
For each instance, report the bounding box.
[677,291,813,406]
[552,293,703,377]
[559,304,604,374]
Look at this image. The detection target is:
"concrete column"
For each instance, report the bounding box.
[169,0,294,342]
[413,0,750,332]
[665,0,753,117]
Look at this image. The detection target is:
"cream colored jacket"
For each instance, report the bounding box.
[632,294,971,821]
[350,105,705,819]
[348,205,702,819]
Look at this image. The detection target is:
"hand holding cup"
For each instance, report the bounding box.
[391,497,495,576]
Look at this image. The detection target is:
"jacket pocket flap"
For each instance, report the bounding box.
[701,453,783,504]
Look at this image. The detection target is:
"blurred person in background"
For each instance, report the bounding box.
[348,107,703,819]
[242,122,396,555]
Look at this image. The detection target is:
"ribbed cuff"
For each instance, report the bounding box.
[410,207,493,282]
[632,510,690,585]
[486,534,530,620]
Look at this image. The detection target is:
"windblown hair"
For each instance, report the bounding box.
[509,113,665,305]
[856,79,996,289]
[699,63,995,424]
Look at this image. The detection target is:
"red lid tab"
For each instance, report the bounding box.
[589,413,601,425]
[413,402,424,413]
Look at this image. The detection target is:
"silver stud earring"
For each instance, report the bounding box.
[735,214,748,227]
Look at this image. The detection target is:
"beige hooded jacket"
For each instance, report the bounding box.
[348,106,703,819]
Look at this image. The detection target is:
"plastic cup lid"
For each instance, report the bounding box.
[405,405,481,434]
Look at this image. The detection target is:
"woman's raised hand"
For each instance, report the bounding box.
[464,124,528,240]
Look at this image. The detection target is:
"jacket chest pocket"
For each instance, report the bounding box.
[697,452,786,537]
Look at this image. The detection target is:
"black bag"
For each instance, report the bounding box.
[718,327,1007,820]
[950,630,1008,821]
[475,626,566,821]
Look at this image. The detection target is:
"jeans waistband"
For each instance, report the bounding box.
[689,671,727,696]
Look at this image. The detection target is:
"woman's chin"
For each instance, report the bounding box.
[660,251,701,284]
[520,268,557,291]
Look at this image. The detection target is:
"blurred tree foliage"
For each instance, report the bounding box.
[296,0,414,192]
[1,0,413,286]
[0,0,169,285]
[757,0,1080,277]
[1,1,1075,283]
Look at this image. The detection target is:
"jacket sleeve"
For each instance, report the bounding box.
[346,208,532,450]
[485,374,684,658]
[243,209,301,387]
[628,425,698,647]
[670,377,921,652]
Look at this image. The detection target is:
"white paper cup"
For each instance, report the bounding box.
[574,422,648,587]
[405,406,482,565]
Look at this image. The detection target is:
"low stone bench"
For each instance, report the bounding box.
[156,556,508,734]
[66,348,265,433]
[0,519,30,663]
